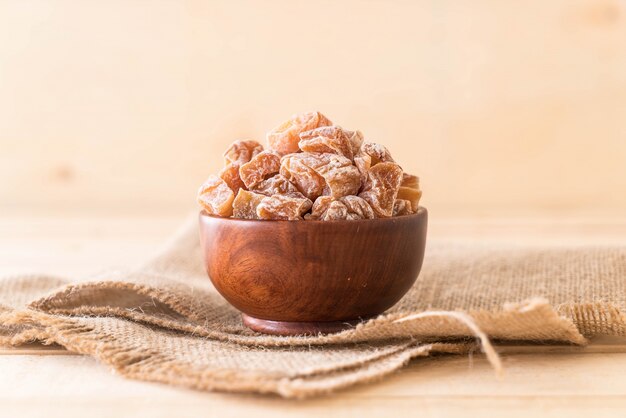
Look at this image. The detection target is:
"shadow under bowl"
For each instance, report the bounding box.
[199,207,428,335]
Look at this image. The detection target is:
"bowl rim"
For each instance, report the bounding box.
[199,206,427,224]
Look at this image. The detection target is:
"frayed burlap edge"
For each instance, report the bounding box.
[0,309,472,399]
[27,279,590,346]
[558,302,626,337]
[2,295,612,398]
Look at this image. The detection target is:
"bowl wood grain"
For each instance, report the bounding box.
[199,207,427,335]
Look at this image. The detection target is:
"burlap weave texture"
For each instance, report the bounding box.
[1,220,624,398]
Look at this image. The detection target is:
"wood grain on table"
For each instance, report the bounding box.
[2,216,626,417]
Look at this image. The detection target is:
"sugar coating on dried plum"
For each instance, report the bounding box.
[305,196,335,220]
[223,139,264,166]
[354,141,396,188]
[198,111,422,220]
[358,162,403,217]
[256,194,313,220]
[306,195,375,221]
[219,163,246,193]
[314,154,361,198]
[197,175,235,217]
[279,153,328,201]
[298,126,355,160]
[267,111,332,155]
[344,130,364,156]
[252,174,303,197]
[232,189,265,219]
[339,195,376,220]
[281,152,360,200]
[393,199,414,216]
[239,151,281,189]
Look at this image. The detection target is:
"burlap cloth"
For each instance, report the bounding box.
[1,218,625,398]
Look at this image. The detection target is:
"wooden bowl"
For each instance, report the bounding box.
[199,207,428,335]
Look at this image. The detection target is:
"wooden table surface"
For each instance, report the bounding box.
[2,215,626,417]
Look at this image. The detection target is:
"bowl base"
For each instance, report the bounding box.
[242,313,367,336]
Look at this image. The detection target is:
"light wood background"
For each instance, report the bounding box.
[1,0,625,217]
